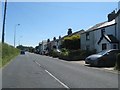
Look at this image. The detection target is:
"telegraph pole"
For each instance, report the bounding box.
[2,0,7,43]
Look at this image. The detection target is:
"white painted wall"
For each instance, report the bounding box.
[115,11,120,48]
[81,31,95,51]
[81,20,117,52]
[94,24,116,52]
[98,38,111,52]
[41,41,47,51]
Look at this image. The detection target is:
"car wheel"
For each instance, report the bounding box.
[94,61,98,66]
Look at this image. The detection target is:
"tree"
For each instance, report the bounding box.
[67,28,72,35]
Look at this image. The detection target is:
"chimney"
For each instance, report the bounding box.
[107,10,116,22]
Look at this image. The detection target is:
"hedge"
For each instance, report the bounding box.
[59,49,96,61]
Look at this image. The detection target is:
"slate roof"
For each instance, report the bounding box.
[86,22,107,32]
[60,29,84,40]
[81,19,116,34]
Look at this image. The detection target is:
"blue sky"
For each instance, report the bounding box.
[2,2,118,47]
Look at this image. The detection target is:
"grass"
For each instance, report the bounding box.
[0,43,20,68]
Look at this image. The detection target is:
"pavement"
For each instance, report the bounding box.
[2,52,118,88]
[69,60,118,73]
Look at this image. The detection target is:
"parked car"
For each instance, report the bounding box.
[85,49,120,66]
[20,50,25,55]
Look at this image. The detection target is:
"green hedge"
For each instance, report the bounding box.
[49,50,60,58]
[1,43,20,67]
[115,53,120,71]
[62,34,80,50]
[59,49,96,61]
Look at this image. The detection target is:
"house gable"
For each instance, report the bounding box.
[98,34,119,45]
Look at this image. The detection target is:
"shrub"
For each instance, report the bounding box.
[62,34,80,50]
[49,50,60,58]
[59,49,96,61]
[59,48,70,60]
[115,53,120,70]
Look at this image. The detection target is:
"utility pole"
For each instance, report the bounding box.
[2,0,7,43]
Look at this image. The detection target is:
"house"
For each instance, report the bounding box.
[81,13,119,52]
[39,40,47,54]
[81,22,106,51]
[115,9,120,48]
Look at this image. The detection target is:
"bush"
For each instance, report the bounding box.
[115,53,120,70]
[59,49,96,61]
[49,50,60,58]
[62,34,80,50]
[59,48,70,60]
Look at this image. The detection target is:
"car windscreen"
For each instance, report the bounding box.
[97,50,108,55]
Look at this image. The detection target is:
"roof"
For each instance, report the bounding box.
[60,29,84,40]
[86,22,107,32]
[81,19,116,34]
[116,9,120,17]
[98,34,119,44]
[68,30,84,37]
[97,19,115,29]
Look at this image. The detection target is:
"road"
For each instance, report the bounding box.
[2,52,118,89]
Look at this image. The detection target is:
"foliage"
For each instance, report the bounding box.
[59,49,96,61]
[17,45,34,52]
[1,43,20,67]
[115,53,120,71]
[62,34,80,50]
[59,48,69,60]
[49,50,60,58]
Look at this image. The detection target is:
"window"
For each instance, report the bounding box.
[86,32,90,40]
[101,28,105,36]
[102,43,107,50]
[113,44,117,49]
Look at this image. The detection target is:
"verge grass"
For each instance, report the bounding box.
[0,43,20,68]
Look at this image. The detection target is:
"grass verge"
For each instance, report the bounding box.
[0,43,20,68]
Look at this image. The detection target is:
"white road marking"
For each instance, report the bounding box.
[34,61,41,67]
[34,61,70,89]
[45,69,70,89]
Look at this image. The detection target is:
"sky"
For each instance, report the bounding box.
[1,2,119,47]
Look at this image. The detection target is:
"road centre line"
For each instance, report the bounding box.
[34,60,42,67]
[34,60,70,89]
[45,69,70,89]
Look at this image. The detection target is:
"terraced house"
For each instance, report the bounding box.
[115,9,120,48]
[81,9,120,53]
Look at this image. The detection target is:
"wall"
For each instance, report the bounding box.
[81,31,95,51]
[98,38,111,52]
[94,24,116,52]
[116,11,120,48]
